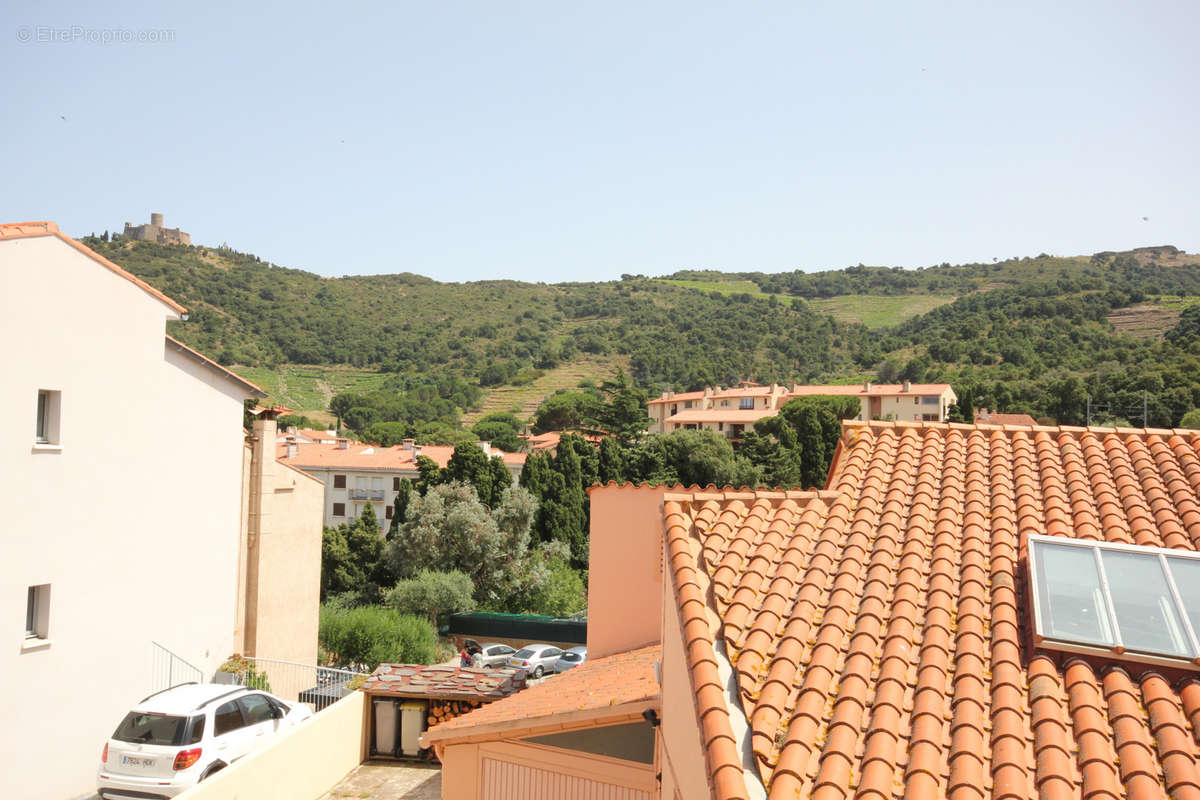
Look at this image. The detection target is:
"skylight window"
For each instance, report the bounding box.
[1029,534,1200,666]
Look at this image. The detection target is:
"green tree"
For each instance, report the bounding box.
[320,526,360,599]
[318,604,439,669]
[385,483,542,607]
[655,429,759,489]
[1180,409,1200,429]
[552,438,588,565]
[389,478,413,535]
[589,369,651,443]
[329,392,363,430]
[533,391,600,433]
[597,437,625,484]
[385,569,476,624]
[414,455,442,495]
[471,421,523,452]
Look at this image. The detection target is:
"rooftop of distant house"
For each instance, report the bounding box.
[648,381,955,404]
[276,438,526,470]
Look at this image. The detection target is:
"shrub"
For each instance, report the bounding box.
[386,569,476,624]
[318,604,438,670]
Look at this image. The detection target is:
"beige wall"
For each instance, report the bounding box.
[586,485,666,659]
[0,234,247,799]
[242,420,324,665]
[176,691,367,800]
[658,564,712,800]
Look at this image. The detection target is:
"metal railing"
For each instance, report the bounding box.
[151,641,204,693]
[225,657,366,712]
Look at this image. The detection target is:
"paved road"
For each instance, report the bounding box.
[319,762,441,800]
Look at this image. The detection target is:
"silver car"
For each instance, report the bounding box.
[506,644,563,678]
[552,646,587,673]
[471,642,516,669]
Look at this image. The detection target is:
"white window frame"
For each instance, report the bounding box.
[1028,533,1200,669]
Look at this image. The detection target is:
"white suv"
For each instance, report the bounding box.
[96,683,313,798]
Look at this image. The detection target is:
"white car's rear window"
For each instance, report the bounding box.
[113,712,196,746]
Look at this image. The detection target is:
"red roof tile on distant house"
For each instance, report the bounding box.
[421,645,660,747]
[1,221,187,313]
[975,408,1039,426]
[665,419,1200,799]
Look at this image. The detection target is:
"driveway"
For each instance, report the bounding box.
[319,761,441,800]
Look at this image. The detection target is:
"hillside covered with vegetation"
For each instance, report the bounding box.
[83,236,1200,429]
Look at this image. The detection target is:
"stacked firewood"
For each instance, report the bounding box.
[427,698,483,727]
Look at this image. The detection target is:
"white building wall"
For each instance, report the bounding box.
[0,235,246,799]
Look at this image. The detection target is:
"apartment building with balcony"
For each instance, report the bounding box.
[647,380,957,436]
[278,438,526,528]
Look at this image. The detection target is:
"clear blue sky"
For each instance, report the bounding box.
[3,1,1197,282]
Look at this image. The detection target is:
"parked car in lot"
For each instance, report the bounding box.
[552,646,587,673]
[506,644,563,678]
[470,642,517,669]
[96,683,312,798]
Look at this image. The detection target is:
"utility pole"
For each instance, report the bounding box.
[1144,393,1149,428]
[1086,396,1091,427]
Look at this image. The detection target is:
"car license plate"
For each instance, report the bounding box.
[121,755,155,768]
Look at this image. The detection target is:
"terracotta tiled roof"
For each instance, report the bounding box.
[421,645,661,745]
[975,410,1039,427]
[276,440,456,470]
[360,662,526,700]
[665,419,1200,799]
[166,335,267,397]
[649,390,709,406]
[0,220,186,313]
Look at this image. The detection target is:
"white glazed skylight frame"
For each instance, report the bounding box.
[1027,532,1200,670]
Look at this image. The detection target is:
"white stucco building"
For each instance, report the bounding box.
[0,222,320,799]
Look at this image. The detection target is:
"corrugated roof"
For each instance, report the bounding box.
[666,419,1200,799]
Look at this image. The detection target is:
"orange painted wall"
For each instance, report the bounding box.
[586,485,668,659]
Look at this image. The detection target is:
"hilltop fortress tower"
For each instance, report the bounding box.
[123,212,191,245]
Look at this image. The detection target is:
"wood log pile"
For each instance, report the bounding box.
[426,698,483,727]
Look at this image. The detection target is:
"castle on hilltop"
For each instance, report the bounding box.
[123,212,191,245]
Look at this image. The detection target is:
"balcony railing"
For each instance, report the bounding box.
[347,489,385,501]
[222,656,367,712]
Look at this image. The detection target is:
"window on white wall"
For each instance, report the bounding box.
[35,390,61,445]
[25,584,50,639]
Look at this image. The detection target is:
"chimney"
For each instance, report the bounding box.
[704,387,712,397]
[412,445,422,458]
[478,441,491,456]
[903,380,911,392]
[864,381,872,391]
[284,442,297,459]
[285,425,298,434]
[661,391,669,400]
[336,438,349,450]
[402,438,416,452]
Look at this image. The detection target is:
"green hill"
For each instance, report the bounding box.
[83,237,1200,429]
